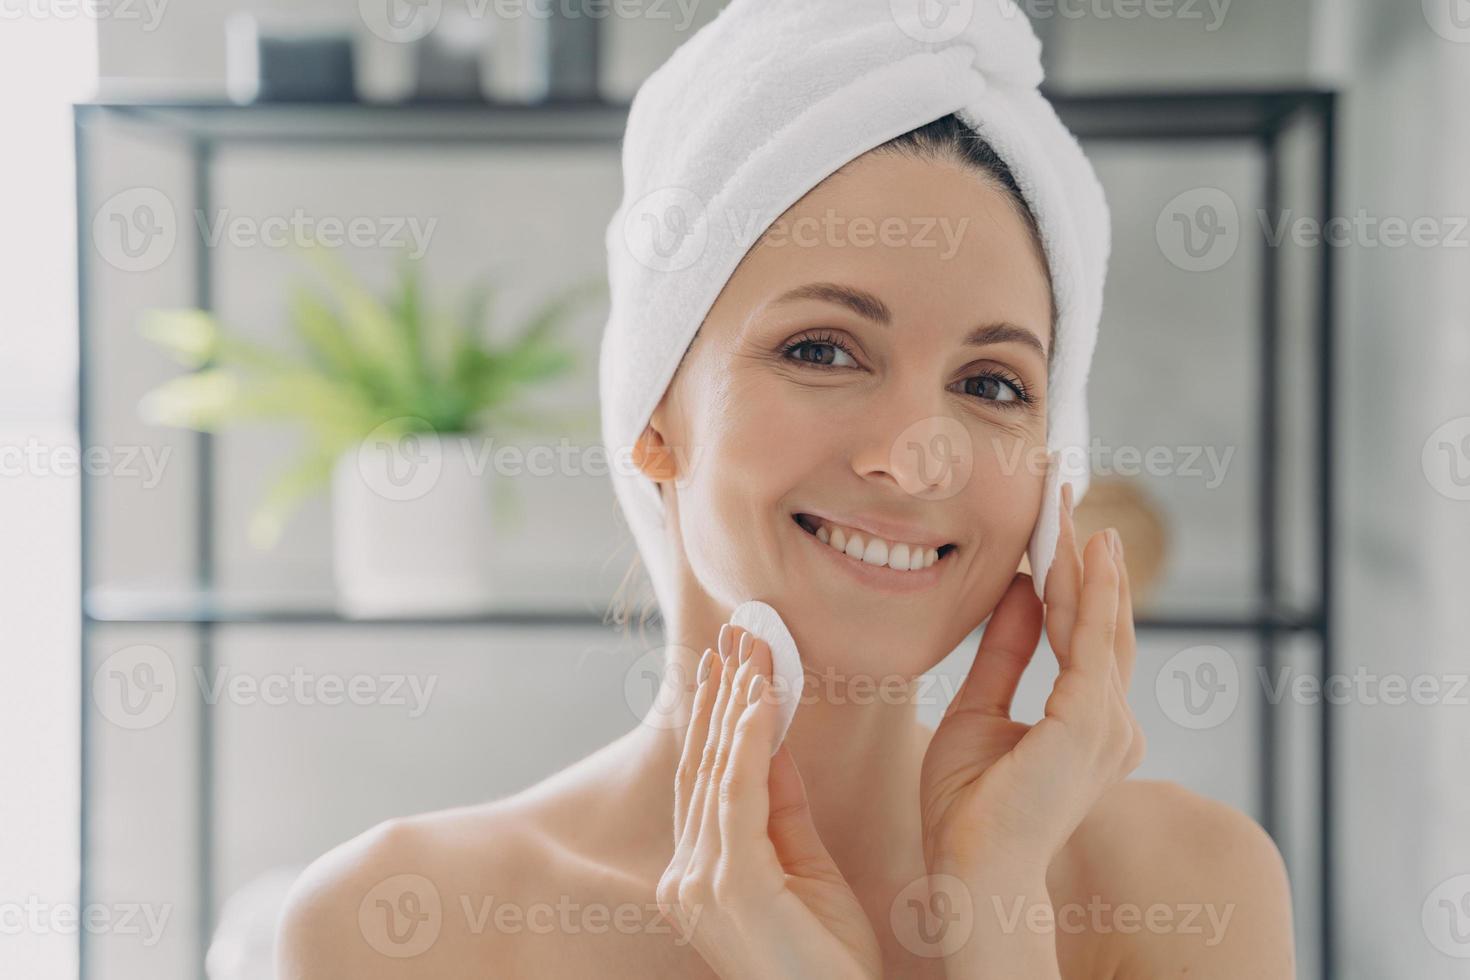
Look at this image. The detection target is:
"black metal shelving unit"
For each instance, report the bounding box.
[75,89,1337,979]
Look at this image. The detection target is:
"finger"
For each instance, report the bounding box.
[1108,658,1145,773]
[767,744,841,875]
[1043,480,1085,668]
[677,632,737,861]
[946,573,1043,720]
[1069,529,1121,686]
[718,669,781,850]
[693,639,757,871]
[673,647,717,844]
[740,632,773,688]
[1112,532,1138,691]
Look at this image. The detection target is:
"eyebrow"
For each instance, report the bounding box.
[772,281,1048,361]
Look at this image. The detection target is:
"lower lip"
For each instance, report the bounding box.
[791,516,950,594]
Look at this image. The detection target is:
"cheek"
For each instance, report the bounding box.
[964,433,1048,561]
[703,371,825,508]
[926,437,1045,650]
[674,378,817,597]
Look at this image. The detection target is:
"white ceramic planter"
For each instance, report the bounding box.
[331,432,495,617]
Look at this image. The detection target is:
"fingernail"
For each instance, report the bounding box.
[718,623,731,659]
[747,673,766,703]
[738,633,752,664]
[697,648,713,684]
[1107,528,1120,559]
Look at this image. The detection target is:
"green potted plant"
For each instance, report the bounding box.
[139,249,602,616]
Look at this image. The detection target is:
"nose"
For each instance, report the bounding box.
[849,391,974,501]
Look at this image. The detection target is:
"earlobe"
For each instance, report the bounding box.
[632,425,680,482]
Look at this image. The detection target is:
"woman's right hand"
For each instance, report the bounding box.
[656,624,883,980]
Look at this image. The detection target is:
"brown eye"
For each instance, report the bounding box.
[781,334,859,368]
[959,373,1028,405]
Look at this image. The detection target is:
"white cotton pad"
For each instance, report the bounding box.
[1026,452,1066,600]
[729,600,803,756]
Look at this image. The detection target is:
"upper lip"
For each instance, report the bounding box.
[794,509,955,550]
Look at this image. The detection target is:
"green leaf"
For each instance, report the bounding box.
[392,255,428,388]
[481,404,599,439]
[248,450,340,549]
[141,310,298,373]
[139,309,221,367]
[507,277,604,352]
[137,370,241,429]
[301,246,421,404]
[139,367,379,438]
[287,287,363,382]
[500,342,576,386]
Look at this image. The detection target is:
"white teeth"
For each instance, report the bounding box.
[802,516,946,572]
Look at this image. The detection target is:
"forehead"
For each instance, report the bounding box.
[723,151,1054,353]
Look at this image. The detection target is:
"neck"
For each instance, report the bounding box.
[642,589,931,888]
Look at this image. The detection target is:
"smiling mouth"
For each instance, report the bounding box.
[792,513,957,572]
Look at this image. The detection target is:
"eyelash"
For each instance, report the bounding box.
[779,330,1034,407]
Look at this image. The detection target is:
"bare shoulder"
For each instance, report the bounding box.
[1064,778,1296,979]
[275,799,549,980]
[275,734,675,980]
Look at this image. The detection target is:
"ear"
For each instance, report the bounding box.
[631,423,680,482]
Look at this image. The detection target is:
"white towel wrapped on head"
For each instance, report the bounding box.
[600,0,1111,615]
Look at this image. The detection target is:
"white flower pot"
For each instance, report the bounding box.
[331,432,495,617]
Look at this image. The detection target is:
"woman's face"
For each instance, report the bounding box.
[647,150,1054,681]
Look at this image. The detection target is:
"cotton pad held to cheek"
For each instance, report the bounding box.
[728,600,802,756]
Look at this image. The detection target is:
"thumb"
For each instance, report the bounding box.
[767,745,840,877]
[944,572,1044,722]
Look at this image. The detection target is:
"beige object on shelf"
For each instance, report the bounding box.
[1019,475,1170,609]
[1071,476,1170,608]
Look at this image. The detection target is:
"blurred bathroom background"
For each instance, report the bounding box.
[4,0,1469,977]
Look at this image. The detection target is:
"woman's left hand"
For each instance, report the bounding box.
[919,484,1147,878]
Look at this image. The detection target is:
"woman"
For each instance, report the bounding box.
[278,4,1295,977]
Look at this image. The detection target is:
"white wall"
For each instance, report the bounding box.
[1,11,95,980]
[1333,3,1470,978]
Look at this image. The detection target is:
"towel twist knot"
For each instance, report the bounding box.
[893,0,1047,91]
